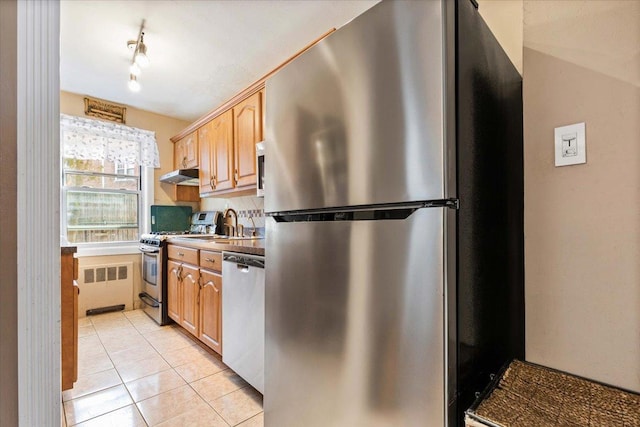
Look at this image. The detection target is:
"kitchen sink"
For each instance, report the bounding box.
[225,236,264,240]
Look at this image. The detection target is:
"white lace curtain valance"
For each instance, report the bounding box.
[61,114,160,168]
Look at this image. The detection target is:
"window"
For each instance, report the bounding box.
[115,161,137,177]
[60,114,159,245]
[62,158,141,243]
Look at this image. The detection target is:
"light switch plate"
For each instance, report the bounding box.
[555,122,586,166]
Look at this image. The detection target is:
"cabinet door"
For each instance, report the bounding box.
[175,132,198,169]
[173,138,185,170]
[199,269,223,355]
[233,91,262,188]
[167,260,182,323]
[184,132,198,168]
[198,122,214,195]
[212,110,234,191]
[180,263,200,337]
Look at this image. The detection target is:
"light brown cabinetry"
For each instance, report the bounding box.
[180,264,200,336]
[167,244,223,355]
[197,90,263,197]
[171,30,335,198]
[173,132,198,170]
[167,260,182,323]
[232,91,263,188]
[200,250,222,271]
[199,110,234,196]
[199,269,223,354]
[61,247,78,391]
[168,245,198,265]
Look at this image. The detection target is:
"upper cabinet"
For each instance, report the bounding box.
[233,91,262,188]
[198,90,264,197]
[170,28,335,199]
[199,110,234,196]
[173,132,198,170]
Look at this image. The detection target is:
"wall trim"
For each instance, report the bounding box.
[16,1,61,425]
[0,0,19,425]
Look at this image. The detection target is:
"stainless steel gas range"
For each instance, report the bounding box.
[139,233,171,325]
[138,211,222,325]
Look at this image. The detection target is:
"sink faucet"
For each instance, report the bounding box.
[248,215,257,237]
[223,208,238,237]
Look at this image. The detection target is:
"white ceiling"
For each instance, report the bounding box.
[60,0,379,121]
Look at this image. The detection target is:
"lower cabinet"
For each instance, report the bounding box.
[167,244,223,355]
[180,264,200,336]
[167,260,182,323]
[61,247,78,391]
[199,269,223,354]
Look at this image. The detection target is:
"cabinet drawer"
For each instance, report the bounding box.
[200,250,222,272]
[168,245,198,265]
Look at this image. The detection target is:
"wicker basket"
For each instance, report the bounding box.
[465,360,640,427]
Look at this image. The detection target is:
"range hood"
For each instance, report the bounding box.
[159,168,199,186]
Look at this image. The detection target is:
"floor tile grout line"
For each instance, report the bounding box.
[103,313,153,426]
[151,320,258,426]
[124,366,185,404]
[75,311,262,427]
[61,399,68,427]
[68,312,148,427]
[71,312,191,426]
[189,382,261,427]
[185,381,232,427]
[236,411,264,427]
[129,313,199,425]
[68,403,148,427]
[65,315,121,425]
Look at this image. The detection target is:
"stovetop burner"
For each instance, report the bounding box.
[140,231,220,244]
[150,231,193,236]
[142,210,219,243]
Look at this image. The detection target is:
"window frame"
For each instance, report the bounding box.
[114,160,137,181]
[60,161,154,253]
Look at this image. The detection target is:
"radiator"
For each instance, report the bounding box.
[78,262,134,317]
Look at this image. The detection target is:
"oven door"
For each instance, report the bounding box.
[140,246,161,301]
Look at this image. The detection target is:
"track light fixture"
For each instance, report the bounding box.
[127,20,149,92]
[128,74,141,92]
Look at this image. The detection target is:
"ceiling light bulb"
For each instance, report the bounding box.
[128,74,141,92]
[135,43,149,67]
[129,62,141,76]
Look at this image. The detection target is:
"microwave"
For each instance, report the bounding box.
[256,141,265,197]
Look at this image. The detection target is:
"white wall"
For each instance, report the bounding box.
[60,91,193,311]
[523,0,640,392]
[478,0,523,74]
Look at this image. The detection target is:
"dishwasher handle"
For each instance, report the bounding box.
[223,253,264,269]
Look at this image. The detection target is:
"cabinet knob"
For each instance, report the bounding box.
[205,258,215,263]
[234,170,238,185]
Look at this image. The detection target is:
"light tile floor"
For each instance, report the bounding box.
[62,309,263,427]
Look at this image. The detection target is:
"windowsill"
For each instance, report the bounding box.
[74,243,140,257]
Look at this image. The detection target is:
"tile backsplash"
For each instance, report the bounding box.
[201,195,265,231]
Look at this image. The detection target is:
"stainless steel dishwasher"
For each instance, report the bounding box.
[222,252,265,394]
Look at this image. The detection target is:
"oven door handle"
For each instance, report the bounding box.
[139,246,160,254]
[138,292,160,308]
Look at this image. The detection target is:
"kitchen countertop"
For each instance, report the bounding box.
[167,237,265,256]
[60,245,77,255]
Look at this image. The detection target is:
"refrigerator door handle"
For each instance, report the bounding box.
[269,199,458,223]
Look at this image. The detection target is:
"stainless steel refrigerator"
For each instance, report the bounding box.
[264,1,524,426]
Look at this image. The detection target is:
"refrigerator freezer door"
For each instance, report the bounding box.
[264,0,445,213]
[265,207,445,427]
